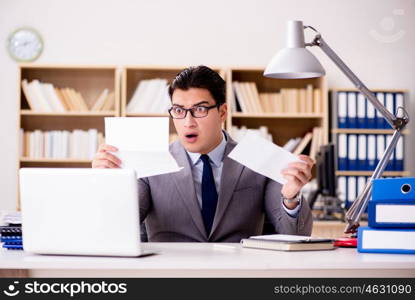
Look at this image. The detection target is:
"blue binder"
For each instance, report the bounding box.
[385,135,394,171]
[366,97,376,129]
[347,92,358,128]
[348,134,358,170]
[357,134,366,170]
[337,92,348,128]
[337,134,348,170]
[375,92,385,129]
[372,178,415,202]
[358,226,415,254]
[395,136,404,171]
[357,93,366,128]
[368,199,415,228]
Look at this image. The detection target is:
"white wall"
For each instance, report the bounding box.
[0,0,414,210]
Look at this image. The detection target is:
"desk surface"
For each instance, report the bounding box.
[1,243,415,277]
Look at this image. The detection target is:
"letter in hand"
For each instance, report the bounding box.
[281,154,314,199]
[92,144,122,169]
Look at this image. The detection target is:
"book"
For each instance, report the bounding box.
[293,132,313,155]
[357,226,415,254]
[241,234,335,251]
[91,88,109,111]
[21,79,40,111]
[100,91,115,111]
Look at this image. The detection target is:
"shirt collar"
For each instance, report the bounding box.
[187,131,227,168]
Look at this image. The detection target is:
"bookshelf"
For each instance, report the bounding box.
[226,67,329,155]
[17,64,121,180]
[330,89,410,209]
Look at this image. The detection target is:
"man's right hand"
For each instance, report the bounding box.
[92,144,122,169]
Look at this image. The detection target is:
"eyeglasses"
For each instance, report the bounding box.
[168,104,220,119]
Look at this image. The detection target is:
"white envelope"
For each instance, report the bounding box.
[105,117,182,178]
[228,130,302,184]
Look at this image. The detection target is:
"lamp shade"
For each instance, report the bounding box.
[264,20,325,79]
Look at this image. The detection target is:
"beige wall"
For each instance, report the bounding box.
[0,0,414,210]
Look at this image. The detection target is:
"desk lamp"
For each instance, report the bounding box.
[264,20,410,234]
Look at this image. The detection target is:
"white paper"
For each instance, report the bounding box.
[228,130,302,184]
[105,117,182,178]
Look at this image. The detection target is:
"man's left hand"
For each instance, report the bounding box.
[281,155,315,200]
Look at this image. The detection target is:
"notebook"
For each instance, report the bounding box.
[19,168,154,257]
[241,234,335,251]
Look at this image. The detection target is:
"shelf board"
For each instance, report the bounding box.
[331,88,408,93]
[231,113,324,119]
[336,171,410,176]
[125,113,170,117]
[20,158,91,163]
[332,128,410,135]
[19,64,117,70]
[20,110,117,117]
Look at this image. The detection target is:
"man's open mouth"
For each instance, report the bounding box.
[184,133,198,143]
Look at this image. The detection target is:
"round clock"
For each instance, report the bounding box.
[7,28,43,62]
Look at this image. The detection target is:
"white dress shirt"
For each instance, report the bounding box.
[185,132,301,217]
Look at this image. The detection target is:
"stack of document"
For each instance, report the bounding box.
[358,177,415,254]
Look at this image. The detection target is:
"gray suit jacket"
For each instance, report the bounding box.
[139,134,313,242]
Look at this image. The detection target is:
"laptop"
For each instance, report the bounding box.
[19,168,153,257]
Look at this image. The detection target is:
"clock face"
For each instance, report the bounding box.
[7,28,43,62]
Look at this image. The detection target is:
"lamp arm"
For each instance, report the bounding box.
[344,130,402,233]
[304,29,410,233]
[309,35,398,128]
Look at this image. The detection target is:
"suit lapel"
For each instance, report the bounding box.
[170,142,207,239]
[209,138,244,238]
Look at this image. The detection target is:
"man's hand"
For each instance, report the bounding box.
[91,144,122,169]
[281,155,315,206]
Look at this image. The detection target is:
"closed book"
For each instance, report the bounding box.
[357,226,415,254]
[241,234,335,251]
[368,200,415,228]
[372,178,415,202]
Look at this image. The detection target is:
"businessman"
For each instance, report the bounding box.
[92,65,314,242]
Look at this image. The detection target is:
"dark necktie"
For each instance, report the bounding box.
[200,154,218,235]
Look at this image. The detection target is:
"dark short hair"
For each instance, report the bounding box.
[168,65,226,105]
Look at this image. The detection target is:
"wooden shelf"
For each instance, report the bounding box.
[336,171,410,176]
[332,128,410,135]
[20,158,91,163]
[226,68,328,148]
[126,113,169,117]
[20,110,117,117]
[232,113,324,119]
